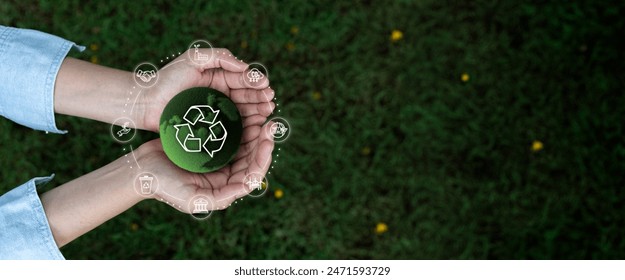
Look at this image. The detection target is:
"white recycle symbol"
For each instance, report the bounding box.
[174,105,228,157]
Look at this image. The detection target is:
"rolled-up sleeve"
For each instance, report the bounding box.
[0,26,85,259]
[0,25,84,133]
[0,175,64,260]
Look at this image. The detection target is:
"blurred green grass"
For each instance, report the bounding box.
[1,0,624,259]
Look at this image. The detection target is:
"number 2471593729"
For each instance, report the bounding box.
[326,266,390,276]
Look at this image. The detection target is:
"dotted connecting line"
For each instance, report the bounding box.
[161,51,182,63]
[268,96,280,175]
[123,85,134,116]
[157,197,183,210]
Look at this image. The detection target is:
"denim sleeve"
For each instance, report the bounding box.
[0,26,85,259]
[0,175,64,260]
[0,25,84,133]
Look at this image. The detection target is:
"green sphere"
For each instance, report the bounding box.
[159,87,242,173]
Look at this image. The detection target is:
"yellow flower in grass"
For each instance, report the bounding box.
[312,91,322,100]
[89,43,99,51]
[90,56,99,64]
[130,223,139,231]
[241,40,248,49]
[361,146,371,156]
[274,188,284,199]
[461,72,470,82]
[286,42,296,52]
[375,222,388,234]
[531,140,544,152]
[290,26,299,35]
[390,30,403,42]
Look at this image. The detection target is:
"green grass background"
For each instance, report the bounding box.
[1,0,624,259]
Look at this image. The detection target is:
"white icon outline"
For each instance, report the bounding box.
[133,172,159,198]
[242,63,269,88]
[133,62,159,88]
[136,69,156,83]
[243,173,269,198]
[265,117,291,143]
[188,195,214,220]
[247,68,265,83]
[111,117,136,143]
[193,44,210,61]
[187,39,214,66]
[173,105,228,157]
[270,122,288,139]
[117,122,131,137]
[139,175,154,195]
[245,176,263,191]
[192,198,210,213]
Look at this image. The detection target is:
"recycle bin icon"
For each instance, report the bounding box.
[139,175,154,195]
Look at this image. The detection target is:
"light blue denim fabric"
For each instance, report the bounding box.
[0,176,64,259]
[0,25,84,259]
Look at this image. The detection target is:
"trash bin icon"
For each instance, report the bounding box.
[139,175,153,195]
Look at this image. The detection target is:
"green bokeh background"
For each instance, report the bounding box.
[1,0,624,259]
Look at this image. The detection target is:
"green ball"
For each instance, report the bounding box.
[159,87,242,173]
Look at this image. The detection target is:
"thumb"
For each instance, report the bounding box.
[195,48,248,72]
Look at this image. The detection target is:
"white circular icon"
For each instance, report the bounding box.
[133,62,159,88]
[133,172,159,198]
[111,117,136,143]
[187,39,214,66]
[243,172,269,198]
[266,117,291,143]
[188,195,214,220]
[242,63,269,89]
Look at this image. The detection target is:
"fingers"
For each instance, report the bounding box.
[197,69,270,93]
[233,138,258,161]
[188,48,271,91]
[236,102,275,117]
[228,88,275,103]
[240,67,271,89]
[233,116,267,161]
[248,137,274,177]
[243,114,267,128]
[178,125,275,212]
[230,123,275,174]
[196,48,248,73]
[241,125,261,144]
[214,69,270,90]
[214,132,274,208]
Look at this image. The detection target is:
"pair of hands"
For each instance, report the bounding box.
[132,49,275,213]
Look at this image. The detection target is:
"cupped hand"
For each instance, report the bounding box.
[137,48,275,132]
[135,121,275,212]
[133,48,276,212]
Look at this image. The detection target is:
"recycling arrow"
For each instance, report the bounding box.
[173,105,228,157]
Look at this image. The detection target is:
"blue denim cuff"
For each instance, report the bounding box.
[0,175,64,260]
[0,25,85,134]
